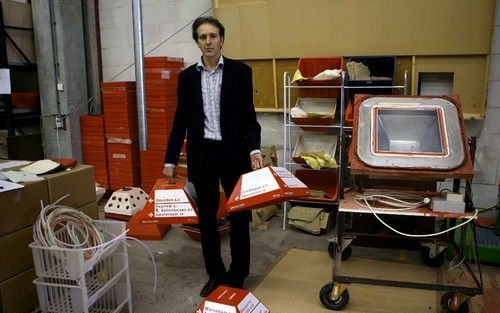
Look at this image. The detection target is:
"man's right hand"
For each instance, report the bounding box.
[163,166,176,184]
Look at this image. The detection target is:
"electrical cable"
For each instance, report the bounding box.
[358,192,478,238]
[33,195,158,296]
[126,236,158,296]
[354,192,430,211]
[55,119,61,158]
[33,195,108,250]
[449,252,465,271]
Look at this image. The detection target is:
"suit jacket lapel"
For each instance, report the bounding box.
[220,58,234,111]
[194,68,203,110]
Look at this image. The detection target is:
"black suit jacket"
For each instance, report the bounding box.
[165,57,261,182]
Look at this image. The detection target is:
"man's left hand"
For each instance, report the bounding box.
[251,152,264,170]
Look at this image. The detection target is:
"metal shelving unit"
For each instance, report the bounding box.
[282,71,346,230]
[282,70,408,230]
[0,2,39,137]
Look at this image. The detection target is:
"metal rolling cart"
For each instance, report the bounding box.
[320,94,483,312]
[322,189,483,312]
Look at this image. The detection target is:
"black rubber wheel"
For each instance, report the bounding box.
[440,292,470,313]
[319,283,350,311]
[328,242,335,257]
[328,242,352,261]
[420,246,445,267]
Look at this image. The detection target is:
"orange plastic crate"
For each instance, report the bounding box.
[296,57,343,98]
[144,56,184,69]
[11,92,40,110]
[293,169,339,203]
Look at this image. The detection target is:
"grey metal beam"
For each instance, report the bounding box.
[81,0,102,115]
[32,0,88,160]
[132,0,148,151]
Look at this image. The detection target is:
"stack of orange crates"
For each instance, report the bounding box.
[80,115,109,189]
[140,57,184,192]
[102,81,141,191]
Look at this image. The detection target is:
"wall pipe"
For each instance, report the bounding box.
[132,0,147,150]
[48,0,62,115]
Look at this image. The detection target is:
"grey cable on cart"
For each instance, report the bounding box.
[355,191,478,238]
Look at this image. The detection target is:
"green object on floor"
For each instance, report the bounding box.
[495,186,500,236]
[454,223,500,264]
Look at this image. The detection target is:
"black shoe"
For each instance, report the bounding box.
[226,277,244,289]
[200,278,223,297]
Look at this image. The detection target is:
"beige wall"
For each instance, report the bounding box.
[214,0,494,58]
[214,0,495,118]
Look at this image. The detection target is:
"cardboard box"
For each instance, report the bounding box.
[0,203,96,283]
[78,201,99,220]
[197,286,269,313]
[41,164,96,208]
[227,166,309,212]
[0,178,48,236]
[0,268,37,313]
[0,226,33,282]
[137,178,227,225]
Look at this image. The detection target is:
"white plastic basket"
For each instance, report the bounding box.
[34,277,131,313]
[30,220,127,280]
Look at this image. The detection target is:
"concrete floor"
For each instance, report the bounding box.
[122,210,331,313]
[101,202,500,313]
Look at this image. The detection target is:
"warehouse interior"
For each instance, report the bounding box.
[1,0,500,312]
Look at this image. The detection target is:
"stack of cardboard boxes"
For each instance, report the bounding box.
[0,164,97,312]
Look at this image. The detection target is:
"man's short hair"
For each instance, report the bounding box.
[192,16,225,41]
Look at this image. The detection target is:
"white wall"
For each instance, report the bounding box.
[470,0,500,208]
[98,0,211,81]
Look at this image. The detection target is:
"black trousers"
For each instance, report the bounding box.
[192,139,251,282]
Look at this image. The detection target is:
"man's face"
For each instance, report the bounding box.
[196,23,224,59]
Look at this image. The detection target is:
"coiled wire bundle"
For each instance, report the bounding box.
[354,190,430,211]
[32,196,124,265]
[354,190,477,238]
[32,196,158,295]
[33,206,103,261]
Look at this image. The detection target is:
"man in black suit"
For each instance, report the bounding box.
[163,16,263,297]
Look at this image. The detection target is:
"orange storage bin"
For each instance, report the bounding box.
[345,100,354,127]
[293,168,339,203]
[296,57,343,98]
[11,92,40,110]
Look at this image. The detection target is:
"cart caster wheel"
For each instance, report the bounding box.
[440,292,470,313]
[420,246,445,267]
[319,283,350,311]
[328,242,352,261]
